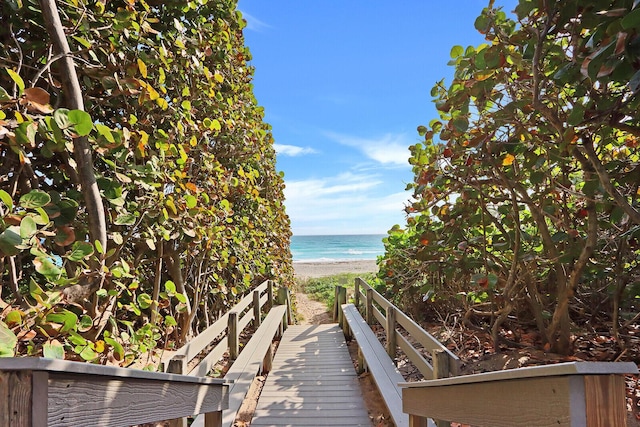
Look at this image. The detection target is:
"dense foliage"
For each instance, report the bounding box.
[0,0,293,363]
[379,0,640,354]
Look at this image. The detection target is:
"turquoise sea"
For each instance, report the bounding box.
[290,234,386,262]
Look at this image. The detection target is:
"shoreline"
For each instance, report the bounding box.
[293,259,378,279]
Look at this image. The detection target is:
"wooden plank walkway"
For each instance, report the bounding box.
[250,324,371,426]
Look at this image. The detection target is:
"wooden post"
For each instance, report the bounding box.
[336,286,347,324]
[276,287,291,329]
[267,280,274,309]
[253,290,261,328]
[409,415,429,427]
[584,375,627,426]
[366,288,374,325]
[167,355,188,427]
[386,306,396,361]
[0,370,44,427]
[262,345,273,374]
[332,286,339,321]
[432,349,450,427]
[354,278,361,308]
[356,348,365,375]
[228,312,239,360]
[204,411,222,427]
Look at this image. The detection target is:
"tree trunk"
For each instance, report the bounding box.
[39,0,107,286]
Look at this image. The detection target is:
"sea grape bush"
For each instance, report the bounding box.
[379,0,640,355]
[0,0,293,363]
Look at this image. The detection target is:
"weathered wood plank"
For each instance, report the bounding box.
[399,361,638,387]
[403,375,575,427]
[251,324,370,427]
[46,373,227,427]
[342,304,408,427]
[584,375,626,427]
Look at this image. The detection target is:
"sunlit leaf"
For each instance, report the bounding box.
[502,153,515,166]
[5,68,24,94]
[0,321,17,357]
[43,339,65,359]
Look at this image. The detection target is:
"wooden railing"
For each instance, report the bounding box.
[401,361,638,427]
[336,278,460,379]
[0,357,229,427]
[163,279,292,427]
[337,278,639,427]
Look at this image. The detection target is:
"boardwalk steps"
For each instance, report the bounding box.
[251,324,371,427]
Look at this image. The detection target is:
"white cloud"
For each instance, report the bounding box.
[239,11,272,32]
[325,132,411,166]
[283,172,410,235]
[274,144,317,157]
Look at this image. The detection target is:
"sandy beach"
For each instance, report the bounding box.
[293,260,378,279]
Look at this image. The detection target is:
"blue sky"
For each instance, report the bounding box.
[237,1,518,236]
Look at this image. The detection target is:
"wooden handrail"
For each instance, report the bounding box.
[350,279,460,378]
[401,361,638,427]
[0,357,229,427]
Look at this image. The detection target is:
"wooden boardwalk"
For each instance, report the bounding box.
[250,324,371,426]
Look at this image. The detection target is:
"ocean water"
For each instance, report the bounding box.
[291,234,386,262]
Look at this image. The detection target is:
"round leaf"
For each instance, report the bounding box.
[137,293,153,309]
[43,339,65,359]
[68,110,93,136]
[67,241,94,261]
[20,190,51,209]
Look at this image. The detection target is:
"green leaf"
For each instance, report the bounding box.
[114,213,136,225]
[5,68,24,94]
[43,339,65,359]
[0,86,10,101]
[53,108,72,129]
[68,110,93,136]
[0,189,13,210]
[0,226,21,256]
[95,123,115,143]
[137,293,153,309]
[164,315,177,327]
[185,195,197,209]
[77,345,98,361]
[452,117,469,133]
[72,35,92,49]
[20,215,37,238]
[164,280,176,294]
[450,45,464,58]
[46,309,78,334]
[67,241,94,261]
[78,315,93,332]
[0,321,17,357]
[34,256,62,278]
[474,14,490,33]
[104,335,124,361]
[622,7,640,29]
[20,190,51,209]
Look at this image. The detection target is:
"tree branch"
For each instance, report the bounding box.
[39,0,107,281]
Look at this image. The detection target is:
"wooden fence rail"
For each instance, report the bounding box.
[163,280,291,427]
[336,278,460,379]
[401,361,638,427]
[0,358,229,427]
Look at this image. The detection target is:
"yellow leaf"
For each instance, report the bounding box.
[156,97,168,110]
[502,153,515,166]
[189,135,197,147]
[137,58,147,78]
[214,72,224,83]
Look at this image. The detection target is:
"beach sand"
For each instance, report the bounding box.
[293,259,378,279]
